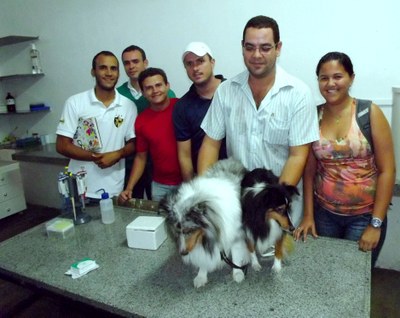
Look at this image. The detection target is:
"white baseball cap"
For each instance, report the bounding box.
[182,42,213,62]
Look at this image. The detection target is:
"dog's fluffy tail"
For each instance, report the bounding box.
[282,233,295,255]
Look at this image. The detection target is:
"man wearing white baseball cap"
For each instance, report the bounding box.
[172,42,227,181]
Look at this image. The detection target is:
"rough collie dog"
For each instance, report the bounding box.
[241,168,299,273]
[159,158,251,288]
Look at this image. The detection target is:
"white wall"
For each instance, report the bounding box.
[1,0,399,140]
[0,0,399,270]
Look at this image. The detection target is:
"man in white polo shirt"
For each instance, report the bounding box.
[56,51,137,199]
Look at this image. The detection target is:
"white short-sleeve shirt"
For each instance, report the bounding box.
[201,66,319,226]
[56,88,137,198]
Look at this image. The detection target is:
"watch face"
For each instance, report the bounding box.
[371,218,382,228]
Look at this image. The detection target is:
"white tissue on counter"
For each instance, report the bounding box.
[65,257,99,279]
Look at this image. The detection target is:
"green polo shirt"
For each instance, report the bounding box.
[117,82,176,114]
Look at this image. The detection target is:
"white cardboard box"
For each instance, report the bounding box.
[126,216,167,250]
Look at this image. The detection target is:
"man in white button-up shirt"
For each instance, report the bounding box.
[198,15,319,226]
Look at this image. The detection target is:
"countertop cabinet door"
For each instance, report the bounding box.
[0,160,26,219]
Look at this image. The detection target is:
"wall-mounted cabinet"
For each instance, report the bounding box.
[0,160,27,219]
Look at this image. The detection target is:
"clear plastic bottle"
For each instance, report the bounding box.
[30,43,43,74]
[99,189,115,224]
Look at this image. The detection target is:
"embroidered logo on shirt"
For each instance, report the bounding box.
[114,115,123,127]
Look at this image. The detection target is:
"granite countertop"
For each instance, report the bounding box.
[0,206,370,318]
[11,143,69,165]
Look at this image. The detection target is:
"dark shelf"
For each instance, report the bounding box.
[0,73,44,81]
[0,36,39,47]
[0,108,50,116]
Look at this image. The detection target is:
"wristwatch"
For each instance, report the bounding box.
[370,217,383,228]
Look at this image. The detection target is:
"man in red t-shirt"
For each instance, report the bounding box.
[119,68,182,202]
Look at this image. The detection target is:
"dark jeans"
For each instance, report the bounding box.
[314,203,387,268]
[124,155,152,200]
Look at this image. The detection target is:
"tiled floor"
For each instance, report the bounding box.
[0,204,399,317]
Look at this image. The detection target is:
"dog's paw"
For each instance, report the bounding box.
[252,262,262,272]
[232,269,245,283]
[271,258,282,273]
[250,253,262,271]
[193,274,208,288]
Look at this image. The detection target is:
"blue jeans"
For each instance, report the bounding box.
[151,181,180,202]
[314,203,387,268]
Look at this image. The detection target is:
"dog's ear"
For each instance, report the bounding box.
[158,188,181,214]
[159,200,176,227]
[264,169,279,183]
[282,184,299,197]
[158,196,170,215]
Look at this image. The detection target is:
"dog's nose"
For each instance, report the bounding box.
[180,250,189,256]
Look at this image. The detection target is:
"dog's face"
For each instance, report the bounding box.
[241,168,299,239]
[159,193,219,256]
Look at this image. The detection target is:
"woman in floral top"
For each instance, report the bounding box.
[294,52,395,267]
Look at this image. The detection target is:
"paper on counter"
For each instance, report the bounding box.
[65,257,99,279]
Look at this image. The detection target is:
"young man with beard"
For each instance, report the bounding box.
[119,68,182,202]
[56,51,137,199]
[173,42,227,181]
[198,16,319,227]
[118,45,176,200]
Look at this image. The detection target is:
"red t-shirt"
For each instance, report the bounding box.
[135,98,182,185]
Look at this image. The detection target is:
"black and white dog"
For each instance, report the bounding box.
[159,158,253,288]
[241,168,299,272]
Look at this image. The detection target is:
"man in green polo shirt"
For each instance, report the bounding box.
[117,45,176,200]
[118,45,176,112]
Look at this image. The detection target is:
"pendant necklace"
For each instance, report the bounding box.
[334,98,354,125]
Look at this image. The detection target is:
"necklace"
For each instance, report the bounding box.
[330,98,355,124]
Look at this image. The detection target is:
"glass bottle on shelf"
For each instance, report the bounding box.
[30,43,43,74]
[5,92,16,113]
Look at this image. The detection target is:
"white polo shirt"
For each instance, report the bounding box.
[56,88,137,198]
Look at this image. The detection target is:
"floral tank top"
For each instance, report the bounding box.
[313,101,377,215]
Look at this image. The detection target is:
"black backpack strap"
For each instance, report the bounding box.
[317,103,324,121]
[318,100,373,152]
[355,99,373,152]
